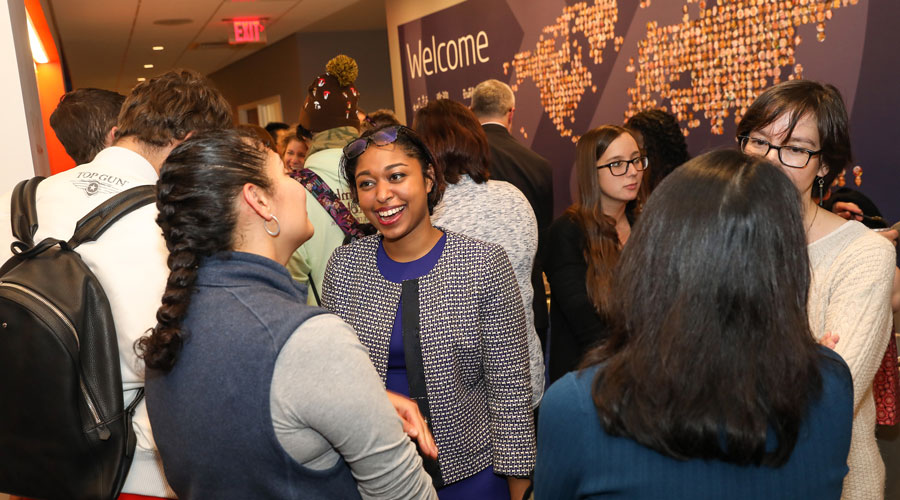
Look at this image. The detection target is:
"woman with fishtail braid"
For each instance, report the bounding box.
[135,129,436,499]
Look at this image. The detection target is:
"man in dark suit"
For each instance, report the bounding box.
[471,79,553,349]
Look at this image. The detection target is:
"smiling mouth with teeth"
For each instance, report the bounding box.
[378,206,405,218]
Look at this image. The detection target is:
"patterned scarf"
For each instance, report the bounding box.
[290,168,369,241]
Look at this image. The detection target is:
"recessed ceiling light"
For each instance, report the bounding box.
[144,64,154,69]
[153,18,192,26]
[152,46,164,51]
[137,77,146,82]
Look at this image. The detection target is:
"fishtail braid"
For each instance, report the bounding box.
[136,129,271,371]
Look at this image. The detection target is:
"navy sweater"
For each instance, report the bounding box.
[146,252,359,499]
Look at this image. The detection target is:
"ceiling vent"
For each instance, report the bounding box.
[189,40,238,50]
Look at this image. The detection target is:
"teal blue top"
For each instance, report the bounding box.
[534,348,853,500]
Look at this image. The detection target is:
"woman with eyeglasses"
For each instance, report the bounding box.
[737,80,895,500]
[544,125,647,384]
[321,125,536,500]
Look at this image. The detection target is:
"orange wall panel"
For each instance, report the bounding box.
[35,61,73,174]
[25,0,75,174]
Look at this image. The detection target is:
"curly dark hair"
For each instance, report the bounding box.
[340,125,445,214]
[626,109,690,192]
[115,69,233,148]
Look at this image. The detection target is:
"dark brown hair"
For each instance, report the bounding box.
[49,88,125,164]
[569,125,642,316]
[736,80,851,197]
[585,149,827,466]
[116,70,233,147]
[412,99,491,185]
[135,130,271,371]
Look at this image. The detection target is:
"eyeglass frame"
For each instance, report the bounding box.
[341,125,437,171]
[595,156,649,176]
[342,125,437,166]
[736,135,822,168]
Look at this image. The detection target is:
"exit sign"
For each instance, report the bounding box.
[231,19,266,44]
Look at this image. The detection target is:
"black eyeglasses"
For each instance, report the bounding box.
[343,126,402,160]
[737,135,822,168]
[596,156,649,176]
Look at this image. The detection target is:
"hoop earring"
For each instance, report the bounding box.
[817,177,825,207]
[264,215,281,237]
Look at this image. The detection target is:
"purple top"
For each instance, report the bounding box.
[377,232,447,396]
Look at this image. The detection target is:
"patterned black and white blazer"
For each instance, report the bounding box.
[321,230,536,485]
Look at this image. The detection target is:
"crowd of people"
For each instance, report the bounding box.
[2,52,898,500]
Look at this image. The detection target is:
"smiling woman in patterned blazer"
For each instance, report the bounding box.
[322,125,536,500]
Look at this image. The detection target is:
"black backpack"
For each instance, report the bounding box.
[0,177,155,500]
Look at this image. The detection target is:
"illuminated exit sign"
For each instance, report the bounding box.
[231,19,266,44]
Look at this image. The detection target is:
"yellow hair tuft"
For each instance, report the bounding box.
[326,55,359,87]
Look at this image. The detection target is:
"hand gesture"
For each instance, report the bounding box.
[820,331,840,350]
[385,390,438,459]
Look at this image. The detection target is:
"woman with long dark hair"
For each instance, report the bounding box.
[413,98,544,408]
[136,129,436,499]
[737,80,895,499]
[322,125,535,499]
[534,150,854,499]
[544,125,646,383]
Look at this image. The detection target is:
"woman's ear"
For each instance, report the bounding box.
[424,165,435,193]
[817,163,829,180]
[241,183,273,221]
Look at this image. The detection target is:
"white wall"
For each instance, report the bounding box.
[384,0,464,124]
[0,0,50,193]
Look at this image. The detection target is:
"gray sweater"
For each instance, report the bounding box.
[432,175,544,406]
[271,314,437,499]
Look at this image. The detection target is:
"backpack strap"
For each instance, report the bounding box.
[9,176,46,250]
[291,168,368,240]
[67,185,156,249]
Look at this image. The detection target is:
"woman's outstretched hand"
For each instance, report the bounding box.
[386,390,439,459]
[820,331,840,350]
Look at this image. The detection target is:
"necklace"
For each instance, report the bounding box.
[806,205,819,237]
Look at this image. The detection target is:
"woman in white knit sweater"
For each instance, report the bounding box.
[737,80,895,500]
